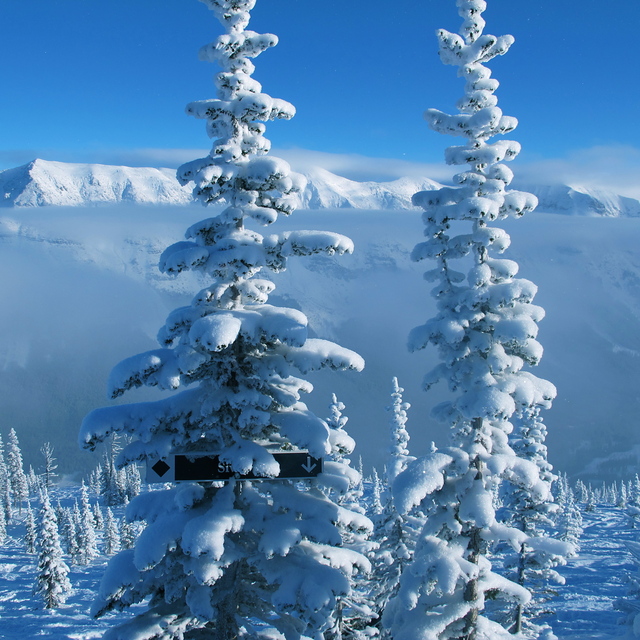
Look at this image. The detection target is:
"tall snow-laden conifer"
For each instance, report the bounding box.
[34,492,72,609]
[0,435,11,523]
[386,378,413,484]
[370,379,417,638]
[25,500,37,554]
[40,442,58,489]
[6,428,29,512]
[322,395,376,640]
[0,498,6,544]
[104,507,120,556]
[77,482,99,565]
[79,2,365,639]
[61,505,80,563]
[499,408,571,636]
[385,2,558,639]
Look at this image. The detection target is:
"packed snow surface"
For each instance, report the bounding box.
[0,488,635,639]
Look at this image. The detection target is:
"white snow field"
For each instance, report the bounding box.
[0,489,635,640]
[1,203,640,480]
[552,506,637,640]
[0,487,143,639]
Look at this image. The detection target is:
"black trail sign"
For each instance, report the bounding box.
[147,451,323,483]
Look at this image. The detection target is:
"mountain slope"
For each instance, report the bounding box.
[2,205,640,481]
[522,183,640,217]
[299,166,440,209]
[2,159,640,216]
[0,159,193,207]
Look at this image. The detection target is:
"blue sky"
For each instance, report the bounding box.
[2,0,639,192]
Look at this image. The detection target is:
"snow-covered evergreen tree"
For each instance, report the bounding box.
[79,2,366,639]
[125,463,142,501]
[93,501,104,530]
[369,378,418,638]
[76,482,99,565]
[34,492,72,609]
[322,395,375,640]
[553,479,581,555]
[551,473,567,510]
[39,442,58,490]
[89,463,103,498]
[369,467,384,519]
[60,504,80,563]
[101,443,127,506]
[384,3,559,639]
[585,486,597,513]
[620,483,629,509]
[0,434,12,524]
[385,378,413,483]
[6,428,29,513]
[575,480,588,504]
[0,498,6,544]
[616,540,640,638]
[609,482,619,507]
[104,507,120,556]
[54,499,65,531]
[628,475,640,528]
[498,407,571,636]
[25,500,37,554]
[27,465,40,495]
[119,512,137,551]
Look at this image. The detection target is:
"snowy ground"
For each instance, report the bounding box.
[0,490,636,639]
[0,488,142,640]
[554,506,636,639]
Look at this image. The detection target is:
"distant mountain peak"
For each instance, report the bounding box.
[1,158,639,216]
[0,159,193,208]
[520,182,640,218]
[297,166,440,210]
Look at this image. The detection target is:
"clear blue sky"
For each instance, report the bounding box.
[2,0,639,189]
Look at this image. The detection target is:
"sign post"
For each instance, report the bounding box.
[146,451,323,483]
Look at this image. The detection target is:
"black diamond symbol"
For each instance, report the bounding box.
[152,460,171,477]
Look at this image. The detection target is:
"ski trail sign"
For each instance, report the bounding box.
[147,451,323,483]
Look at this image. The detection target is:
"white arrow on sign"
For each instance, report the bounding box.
[301,456,317,473]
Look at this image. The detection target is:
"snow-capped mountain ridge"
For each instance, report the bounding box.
[521,182,640,218]
[300,166,441,209]
[0,159,194,207]
[2,158,640,216]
